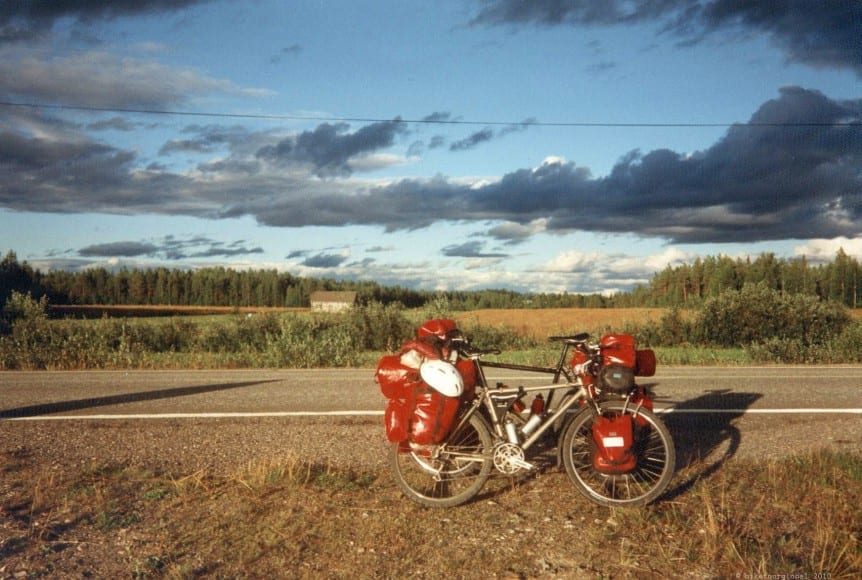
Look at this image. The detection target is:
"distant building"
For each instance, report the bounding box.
[309,291,357,313]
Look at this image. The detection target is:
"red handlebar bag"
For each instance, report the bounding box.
[592,414,636,474]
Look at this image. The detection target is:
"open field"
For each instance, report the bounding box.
[454,307,668,339]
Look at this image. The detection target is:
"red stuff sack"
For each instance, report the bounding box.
[375,354,420,399]
[600,334,637,368]
[417,318,458,342]
[409,386,461,445]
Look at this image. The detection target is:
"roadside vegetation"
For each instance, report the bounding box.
[2,447,860,577]
[1,283,861,370]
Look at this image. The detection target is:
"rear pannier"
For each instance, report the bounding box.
[375,319,471,445]
[409,386,462,445]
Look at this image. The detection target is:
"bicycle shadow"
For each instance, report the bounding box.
[654,387,762,501]
[0,380,279,419]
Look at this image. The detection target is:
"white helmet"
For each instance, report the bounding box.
[419,359,464,397]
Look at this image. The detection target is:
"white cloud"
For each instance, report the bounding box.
[793,237,862,262]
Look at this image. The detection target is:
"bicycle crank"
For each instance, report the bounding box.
[492,442,534,474]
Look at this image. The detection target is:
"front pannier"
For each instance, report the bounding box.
[635,348,656,377]
[592,414,636,474]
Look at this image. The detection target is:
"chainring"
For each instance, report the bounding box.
[492,442,532,474]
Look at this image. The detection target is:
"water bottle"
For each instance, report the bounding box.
[521,395,544,436]
[505,420,519,444]
[510,399,526,414]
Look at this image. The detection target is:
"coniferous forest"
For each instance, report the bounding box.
[2,248,861,311]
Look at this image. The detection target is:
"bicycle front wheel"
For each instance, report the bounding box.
[390,412,493,508]
[561,401,675,507]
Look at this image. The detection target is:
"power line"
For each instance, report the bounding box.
[1,100,860,128]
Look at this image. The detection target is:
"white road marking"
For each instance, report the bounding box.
[654,408,862,414]
[4,408,862,421]
[3,411,384,421]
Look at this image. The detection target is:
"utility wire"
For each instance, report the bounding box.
[1,100,860,128]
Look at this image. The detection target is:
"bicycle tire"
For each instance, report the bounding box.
[560,401,675,507]
[390,412,493,508]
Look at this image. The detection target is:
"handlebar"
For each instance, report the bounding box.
[548,333,590,345]
[447,336,500,359]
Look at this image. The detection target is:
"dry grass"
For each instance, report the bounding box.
[454,308,668,339]
[2,447,860,578]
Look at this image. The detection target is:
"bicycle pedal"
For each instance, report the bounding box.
[509,457,535,471]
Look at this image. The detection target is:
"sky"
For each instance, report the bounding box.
[1,0,860,295]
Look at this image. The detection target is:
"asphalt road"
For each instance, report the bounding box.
[1,366,861,417]
[1,367,861,462]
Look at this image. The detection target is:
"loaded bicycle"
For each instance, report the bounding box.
[376,319,675,508]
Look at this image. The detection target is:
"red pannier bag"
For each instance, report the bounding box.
[384,398,410,443]
[409,385,461,445]
[377,320,469,446]
[375,354,420,399]
[455,357,477,401]
[592,414,636,474]
[635,348,656,377]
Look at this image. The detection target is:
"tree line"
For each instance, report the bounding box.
[622,250,862,308]
[2,248,861,311]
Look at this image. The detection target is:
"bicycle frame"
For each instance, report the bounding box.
[448,338,599,457]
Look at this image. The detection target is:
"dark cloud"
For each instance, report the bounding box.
[469,1,862,76]
[450,128,495,151]
[1,0,215,44]
[449,120,534,152]
[301,253,349,268]
[78,236,263,260]
[1,88,859,245]
[269,44,303,64]
[428,135,447,149]
[79,241,159,257]
[256,120,407,177]
[348,87,861,243]
[0,129,140,212]
[86,117,140,132]
[422,112,456,123]
[442,241,509,258]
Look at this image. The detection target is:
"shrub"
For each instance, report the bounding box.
[695,283,850,348]
[345,301,414,351]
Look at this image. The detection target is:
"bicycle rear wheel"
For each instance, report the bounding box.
[561,401,675,507]
[390,413,493,508]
